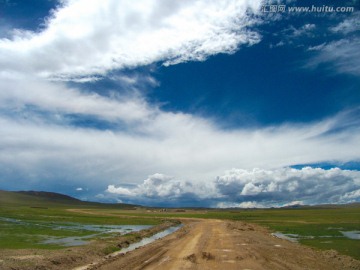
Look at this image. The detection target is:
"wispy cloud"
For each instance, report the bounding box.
[330,11,360,34]
[289,24,316,38]
[305,12,360,76]
[308,37,360,76]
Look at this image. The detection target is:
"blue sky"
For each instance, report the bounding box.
[0,0,360,207]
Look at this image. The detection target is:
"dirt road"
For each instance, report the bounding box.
[90,219,360,270]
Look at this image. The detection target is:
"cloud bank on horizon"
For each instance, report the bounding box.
[107,167,360,207]
[0,0,359,207]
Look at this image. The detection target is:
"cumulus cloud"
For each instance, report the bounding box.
[106,173,216,206]
[107,167,360,207]
[215,167,360,205]
[108,173,196,198]
[0,0,263,80]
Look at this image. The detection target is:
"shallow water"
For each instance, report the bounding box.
[42,236,91,246]
[0,216,152,247]
[341,231,360,240]
[0,217,25,224]
[272,230,360,243]
[52,223,152,234]
[112,225,183,255]
[272,232,299,242]
[40,224,152,246]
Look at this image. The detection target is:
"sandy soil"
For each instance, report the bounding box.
[1,219,360,270]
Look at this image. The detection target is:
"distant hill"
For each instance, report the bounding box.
[0,190,138,209]
[16,191,81,202]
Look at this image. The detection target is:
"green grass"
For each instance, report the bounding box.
[1,190,359,260]
[301,238,360,260]
[0,191,162,249]
[0,220,92,249]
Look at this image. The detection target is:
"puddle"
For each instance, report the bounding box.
[112,225,182,256]
[40,224,152,247]
[0,217,26,224]
[273,230,360,242]
[341,231,360,240]
[52,223,151,234]
[272,232,299,242]
[42,236,94,246]
[272,232,317,242]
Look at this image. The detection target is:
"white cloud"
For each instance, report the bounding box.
[0,0,263,80]
[107,173,214,199]
[107,167,360,207]
[330,12,360,34]
[0,0,359,207]
[76,187,83,191]
[217,201,266,208]
[215,167,360,204]
[282,200,304,207]
[307,13,360,76]
[0,77,154,124]
[0,76,360,194]
[107,185,132,196]
[340,189,360,201]
[291,24,316,37]
[308,37,360,76]
[269,23,317,48]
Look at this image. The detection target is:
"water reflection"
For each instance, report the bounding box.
[113,225,183,255]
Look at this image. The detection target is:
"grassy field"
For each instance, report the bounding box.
[0,191,162,249]
[1,190,359,259]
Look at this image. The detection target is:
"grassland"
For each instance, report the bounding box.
[0,190,162,249]
[0,190,359,260]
